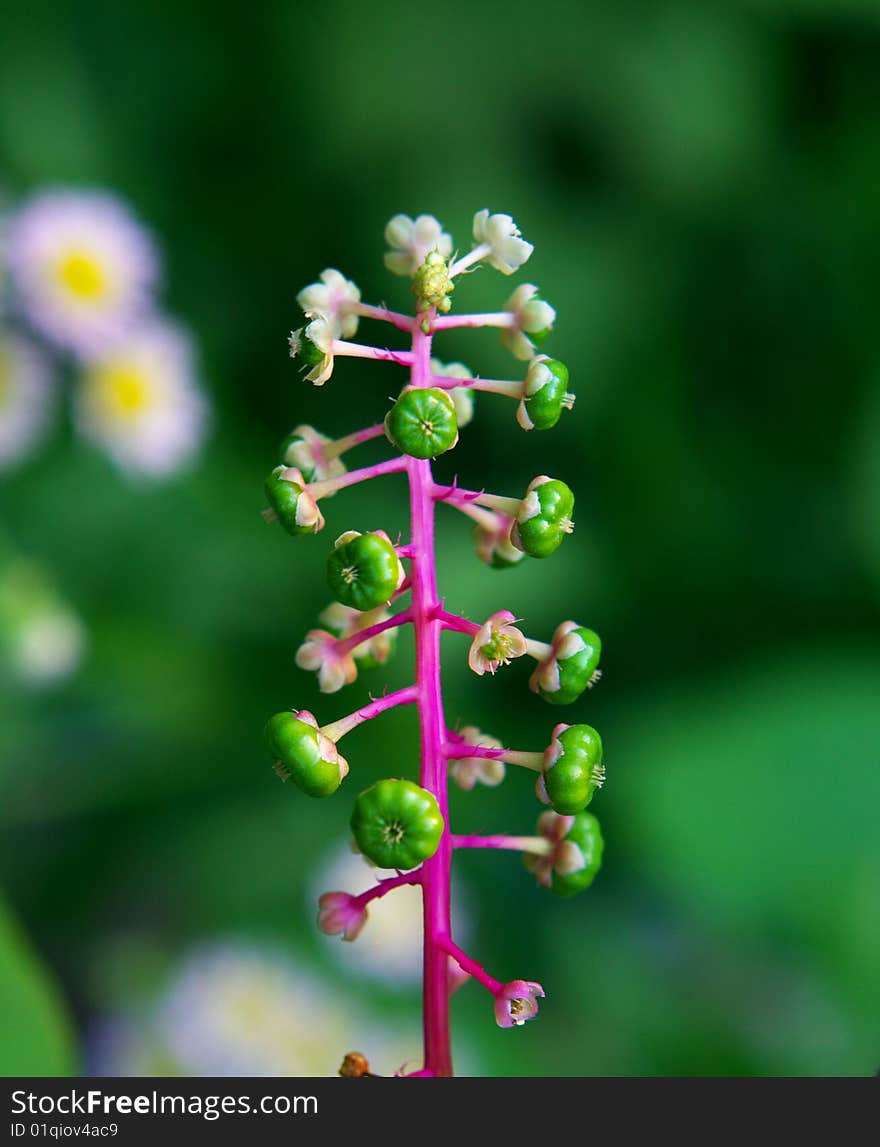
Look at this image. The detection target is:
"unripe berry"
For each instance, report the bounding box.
[326,530,404,612]
[384,387,459,459]
[517,358,575,431]
[350,778,444,870]
[264,466,324,536]
[511,476,574,558]
[543,723,604,814]
[264,710,347,797]
[531,623,602,706]
[551,812,604,897]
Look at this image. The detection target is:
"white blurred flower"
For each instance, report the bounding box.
[384,214,452,277]
[4,190,159,358]
[0,558,86,687]
[0,333,55,470]
[73,320,207,476]
[295,628,357,693]
[281,425,346,485]
[430,358,474,427]
[155,943,416,1076]
[501,284,556,361]
[296,269,360,338]
[472,210,533,275]
[319,602,397,668]
[449,725,505,792]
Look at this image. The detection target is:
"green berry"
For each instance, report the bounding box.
[290,326,324,368]
[518,359,573,431]
[384,387,459,459]
[512,477,574,558]
[264,711,345,797]
[264,466,323,536]
[538,626,601,706]
[351,778,444,869]
[551,812,604,897]
[327,531,403,612]
[544,724,604,814]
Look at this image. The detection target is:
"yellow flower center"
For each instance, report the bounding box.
[56,250,108,301]
[90,366,152,418]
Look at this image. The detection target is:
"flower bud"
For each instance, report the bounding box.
[264,709,348,797]
[326,530,404,612]
[472,519,524,569]
[384,386,459,459]
[264,466,324,536]
[510,476,574,558]
[350,778,444,870]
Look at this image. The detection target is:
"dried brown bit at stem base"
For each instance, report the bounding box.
[339,1051,376,1078]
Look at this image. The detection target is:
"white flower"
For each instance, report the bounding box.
[319,602,397,667]
[4,189,159,358]
[295,629,357,694]
[501,284,556,361]
[430,358,474,427]
[0,333,55,470]
[73,320,208,477]
[384,214,452,277]
[449,726,505,791]
[0,557,86,686]
[290,316,335,386]
[296,269,360,339]
[472,210,533,275]
[281,425,346,485]
[468,610,527,676]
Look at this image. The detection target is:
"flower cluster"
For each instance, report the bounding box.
[264,209,606,1077]
[0,187,208,477]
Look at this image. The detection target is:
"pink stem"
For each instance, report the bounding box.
[308,455,408,499]
[354,302,416,333]
[407,314,454,1078]
[434,608,480,637]
[436,935,502,996]
[430,375,522,400]
[451,834,547,853]
[324,423,386,459]
[320,684,418,741]
[335,609,413,656]
[444,743,505,761]
[432,481,520,517]
[430,312,514,331]
[353,869,422,910]
[331,338,414,366]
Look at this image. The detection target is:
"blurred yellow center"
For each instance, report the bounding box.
[94,366,151,417]
[57,250,107,300]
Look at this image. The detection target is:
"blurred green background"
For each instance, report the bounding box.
[1,0,879,1076]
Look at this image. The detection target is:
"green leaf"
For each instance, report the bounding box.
[0,894,77,1075]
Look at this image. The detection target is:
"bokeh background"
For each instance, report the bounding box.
[2,0,879,1076]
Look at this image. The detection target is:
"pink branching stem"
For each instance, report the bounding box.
[431,312,514,332]
[353,302,416,333]
[308,455,408,500]
[332,338,414,366]
[353,868,423,911]
[433,608,480,637]
[430,374,522,399]
[335,609,413,657]
[432,481,521,517]
[451,834,551,854]
[436,934,502,996]
[324,423,386,459]
[321,684,418,741]
[444,742,544,772]
[406,309,455,1077]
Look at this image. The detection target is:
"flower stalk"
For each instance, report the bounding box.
[263,208,604,1076]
